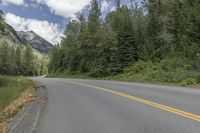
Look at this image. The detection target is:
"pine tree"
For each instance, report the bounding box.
[109,6,138,74]
[146,0,160,60]
[23,45,35,76]
[48,45,61,73]
[88,0,101,35]
[0,45,3,74]
[0,10,5,33]
[168,0,187,53]
[15,46,23,75]
[77,15,90,73]
[0,43,10,75]
[183,0,200,69]
[130,2,149,60]
[61,20,80,72]
[9,46,16,75]
[86,0,101,72]
[115,0,121,8]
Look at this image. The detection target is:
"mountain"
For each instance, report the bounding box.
[0,22,21,45]
[0,18,53,53]
[17,31,53,53]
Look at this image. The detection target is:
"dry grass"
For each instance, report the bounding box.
[0,77,36,133]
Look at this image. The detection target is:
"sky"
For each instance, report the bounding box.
[0,0,140,44]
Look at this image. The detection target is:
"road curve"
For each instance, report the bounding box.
[32,77,200,133]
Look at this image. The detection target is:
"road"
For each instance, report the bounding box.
[32,77,200,133]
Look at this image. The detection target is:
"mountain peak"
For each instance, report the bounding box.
[27,30,35,34]
[17,31,53,53]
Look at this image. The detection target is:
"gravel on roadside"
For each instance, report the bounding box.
[9,81,47,133]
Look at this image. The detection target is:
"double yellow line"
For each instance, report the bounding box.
[67,81,200,122]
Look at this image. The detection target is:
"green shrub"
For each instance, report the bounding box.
[87,68,108,78]
[180,78,198,86]
[112,57,200,86]
[125,61,156,74]
[158,57,190,72]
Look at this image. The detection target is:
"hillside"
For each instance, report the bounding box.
[0,14,49,76]
[0,19,53,53]
[2,22,22,44]
[17,31,53,53]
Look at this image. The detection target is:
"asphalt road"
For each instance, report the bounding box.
[33,77,200,133]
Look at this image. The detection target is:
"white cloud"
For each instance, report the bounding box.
[4,12,62,44]
[33,0,91,18]
[101,0,109,12]
[1,0,24,6]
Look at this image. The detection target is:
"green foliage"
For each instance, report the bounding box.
[125,61,156,74]
[0,76,32,110]
[0,10,5,33]
[0,43,48,76]
[15,46,23,75]
[88,0,101,35]
[23,45,35,76]
[113,57,200,86]
[180,78,198,86]
[109,6,138,73]
[47,70,91,79]
[48,0,200,86]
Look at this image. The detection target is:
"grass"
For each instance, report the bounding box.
[0,76,32,111]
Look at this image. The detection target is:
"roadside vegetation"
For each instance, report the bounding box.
[0,77,33,122]
[47,71,93,79]
[48,57,200,87]
[107,58,200,87]
[0,42,48,76]
[49,0,200,85]
[48,0,200,87]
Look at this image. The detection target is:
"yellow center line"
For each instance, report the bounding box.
[66,81,200,122]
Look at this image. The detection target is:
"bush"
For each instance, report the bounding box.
[125,61,156,74]
[87,68,108,78]
[158,57,191,72]
[180,78,198,86]
[113,57,200,86]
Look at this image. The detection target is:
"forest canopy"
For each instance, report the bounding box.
[48,0,200,84]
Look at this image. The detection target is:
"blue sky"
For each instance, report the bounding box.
[0,0,140,44]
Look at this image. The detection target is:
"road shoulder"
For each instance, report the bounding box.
[8,81,47,133]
